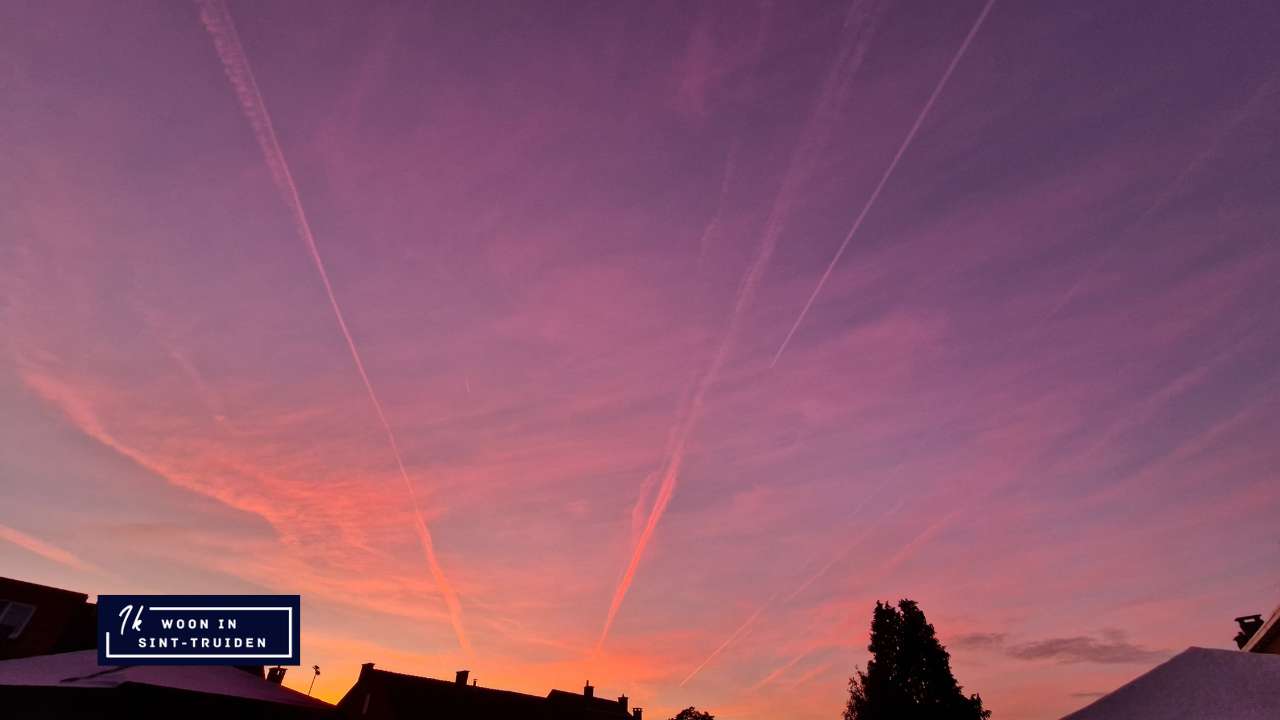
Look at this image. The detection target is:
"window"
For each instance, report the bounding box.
[0,600,38,639]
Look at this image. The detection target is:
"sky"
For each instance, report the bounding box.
[1,0,1278,718]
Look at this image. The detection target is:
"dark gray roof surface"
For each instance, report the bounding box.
[1061,647,1280,720]
[0,649,331,708]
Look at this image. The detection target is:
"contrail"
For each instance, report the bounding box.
[734,68,1280,674]
[0,522,97,574]
[692,39,1280,696]
[793,62,1280,537]
[778,515,887,604]
[1045,69,1279,319]
[678,496,905,687]
[196,0,472,658]
[749,505,973,691]
[750,652,805,690]
[597,412,695,652]
[676,0,1004,666]
[595,0,889,655]
[696,139,740,275]
[772,0,999,366]
[628,471,661,553]
[678,559,814,687]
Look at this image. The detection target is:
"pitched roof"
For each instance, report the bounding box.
[1060,647,1280,720]
[0,576,98,660]
[0,649,331,708]
[339,666,635,720]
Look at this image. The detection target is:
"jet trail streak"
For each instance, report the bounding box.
[681,0,1004,677]
[677,563,809,687]
[678,497,904,687]
[731,73,1280,673]
[0,522,97,574]
[703,33,1280,697]
[196,0,471,658]
[595,0,888,655]
[772,0,999,366]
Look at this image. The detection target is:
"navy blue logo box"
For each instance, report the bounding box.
[97,595,300,666]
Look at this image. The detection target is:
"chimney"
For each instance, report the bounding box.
[456,670,470,685]
[267,667,287,684]
[633,708,643,720]
[1235,615,1265,649]
[360,663,375,674]
[584,682,594,699]
[618,695,628,712]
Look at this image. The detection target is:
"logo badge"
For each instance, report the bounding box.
[96,595,300,666]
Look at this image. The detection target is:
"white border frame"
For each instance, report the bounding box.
[103,606,294,659]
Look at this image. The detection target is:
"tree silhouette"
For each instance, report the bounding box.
[844,600,990,720]
[669,707,714,720]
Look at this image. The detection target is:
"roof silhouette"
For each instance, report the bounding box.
[0,649,330,708]
[338,665,638,720]
[0,648,340,719]
[1060,647,1280,720]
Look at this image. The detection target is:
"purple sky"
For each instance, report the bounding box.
[2,1,1279,718]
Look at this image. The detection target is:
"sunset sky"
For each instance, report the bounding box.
[2,1,1279,718]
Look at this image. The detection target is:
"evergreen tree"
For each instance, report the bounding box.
[669,707,714,720]
[844,600,990,720]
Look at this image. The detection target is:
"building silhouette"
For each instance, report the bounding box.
[338,665,642,720]
[1237,600,1280,653]
[0,577,97,660]
[0,576,337,719]
[0,574,648,720]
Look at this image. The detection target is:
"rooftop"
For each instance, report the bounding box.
[1061,647,1280,720]
[339,664,639,720]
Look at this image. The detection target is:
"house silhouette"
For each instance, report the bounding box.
[338,665,641,720]
[0,574,649,720]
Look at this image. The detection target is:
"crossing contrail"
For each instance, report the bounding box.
[786,63,1280,557]
[677,559,814,687]
[683,0,1004,671]
[196,0,472,658]
[678,496,906,687]
[719,67,1280,679]
[772,0,999,366]
[1045,69,1279,320]
[594,0,888,655]
[687,30,1280,698]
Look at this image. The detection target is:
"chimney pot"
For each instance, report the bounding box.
[584,682,594,699]
[456,670,470,685]
[634,708,643,720]
[618,695,628,711]
[1234,615,1265,649]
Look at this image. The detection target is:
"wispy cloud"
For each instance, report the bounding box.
[950,632,1008,650]
[955,629,1165,665]
[1007,630,1165,665]
[194,0,471,657]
